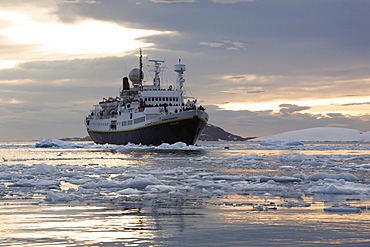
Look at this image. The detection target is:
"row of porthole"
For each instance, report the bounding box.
[144,97,179,102]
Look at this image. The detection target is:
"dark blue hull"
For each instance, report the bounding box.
[87,115,207,145]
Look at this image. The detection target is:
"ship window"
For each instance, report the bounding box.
[134,116,145,124]
[128,120,132,125]
[130,113,133,119]
[123,121,127,126]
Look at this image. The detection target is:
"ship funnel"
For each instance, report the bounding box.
[122,77,130,90]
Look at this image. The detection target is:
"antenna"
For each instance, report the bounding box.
[139,49,143,86]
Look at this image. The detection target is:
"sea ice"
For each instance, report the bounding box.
[27,163,59,175]
[117,188,145,195]
[307,180,370,194]
[45,191,73,202]
[35,139,82,148]
[121,175,162,190]
[308,173,358,181]
[323,206,362,213]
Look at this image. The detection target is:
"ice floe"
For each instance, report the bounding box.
[2,139,370,215]
[35,139,83,148]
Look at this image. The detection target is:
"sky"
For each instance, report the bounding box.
[1,0,370,141]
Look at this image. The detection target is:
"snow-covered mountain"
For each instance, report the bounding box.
[252,127,370,142]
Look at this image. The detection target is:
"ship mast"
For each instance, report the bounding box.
[174,59,186,103]
[140,49,143,87]
[148,59,165,90]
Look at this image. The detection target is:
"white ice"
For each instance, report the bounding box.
[1,136,370,214]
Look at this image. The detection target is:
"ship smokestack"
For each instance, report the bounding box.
[122,77,130,90]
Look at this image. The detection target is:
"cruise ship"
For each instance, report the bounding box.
[85,51,209,145]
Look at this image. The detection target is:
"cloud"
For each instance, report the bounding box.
[247,90,264,94]
[212,0,255,3]
[0,11,166,68]
[0,98,23,104]
[199,42,224,48]
[200,40,246,50]
[279,104,311,115]
[207,105,370,138]
[336,102,370,107]
[1,0,370,140]
[151,0,196,3]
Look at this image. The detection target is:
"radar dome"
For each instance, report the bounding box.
[129,68,143,86]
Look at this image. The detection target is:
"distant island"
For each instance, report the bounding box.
[61,124,255,142]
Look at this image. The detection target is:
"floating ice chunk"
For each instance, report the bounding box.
[232,181,288,191]
[360,164,370,169]
[35,139,82,148]
[260,140,304,146]
[157,142,188,149]
[45,191,72,202]
[271,176,301,183]
[279,201,311,207]
[28,163,59,175]
[201,188,212,195]
[212,189,225,196]
[117,188,144,195]
[212,175,245,181]
[61,171,84,178]
[267,180,276,184]
[145,185,177,193]
[81,180,124,189]
[247,176,301,183]
[293,173,309,180]
[308,173,358,181]
[307,180,370,194]
[122,175,162,190]
[260,140,286,146]
[279,153,306,162]
[8,179,34,187]
[301,160,321,166]
[224,154,259,161]
[195,156,211,162]
[279,166,296,171]
[9,179,60,188]
[0,172,26,180]
[324,206,362,213]
[285,141,305,146]
[168,191,186,197]
[196,181,230,190]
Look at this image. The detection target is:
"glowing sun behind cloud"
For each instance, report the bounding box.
[0,11,166,68]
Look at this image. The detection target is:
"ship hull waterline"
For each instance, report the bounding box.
[87,113,208,146]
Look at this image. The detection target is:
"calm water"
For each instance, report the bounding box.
[1,141,370,246]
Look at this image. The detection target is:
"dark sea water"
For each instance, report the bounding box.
[1,140,370,246]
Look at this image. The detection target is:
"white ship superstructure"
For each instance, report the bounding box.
[85,51,209,145]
